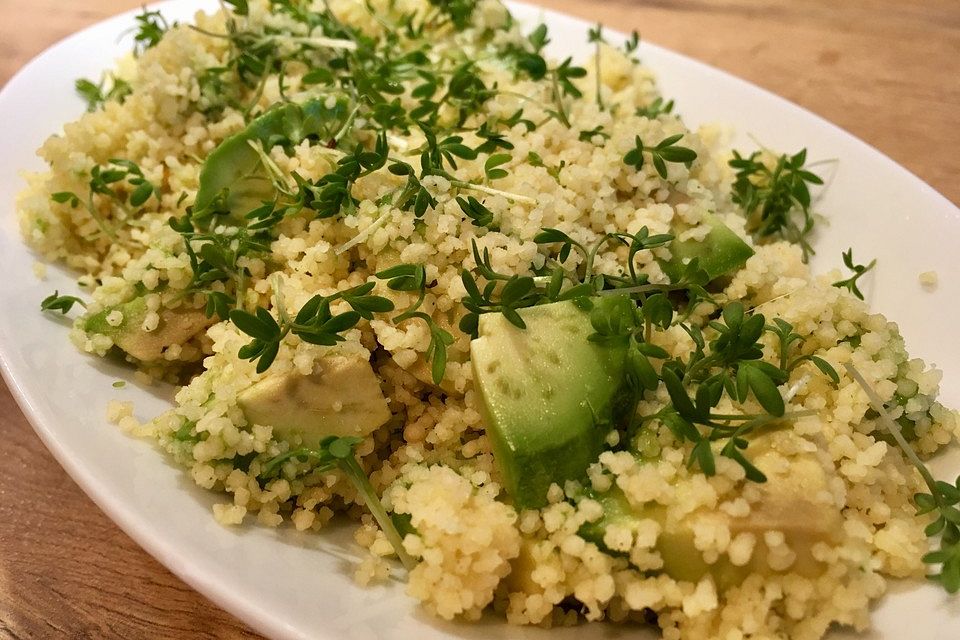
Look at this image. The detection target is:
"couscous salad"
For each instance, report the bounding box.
[19,1,960,637]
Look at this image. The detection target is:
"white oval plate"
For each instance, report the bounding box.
[1,2,958,639]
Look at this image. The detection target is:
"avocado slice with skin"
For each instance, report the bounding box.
[470,299,627,509]
[84,297,210,362]
[237,355,391,448]
[670,213,754,280]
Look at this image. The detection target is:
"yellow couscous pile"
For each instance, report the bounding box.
[18,1,959,638]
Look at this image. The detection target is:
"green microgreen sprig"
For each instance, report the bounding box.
[587,24,605,110]
[52,159,156,240]
[230,281,394,373]
[832,248,876,300]
[623,134,698,179]
[456,196,498,230]
[483,153,511,181]
[128,8,171,56]
[74,75,132,112]
[729,148,823,260]
[459,242,542,336]
[635,96,674,120]
[578,126,610,143]
[765,318,840,383]
[506,23,549,81]
[260,435,415,571]
[526,151,565,183]
[40,291,87,315]
[547,57,587,127]
[376,264,454,385]
[168,212,271,320]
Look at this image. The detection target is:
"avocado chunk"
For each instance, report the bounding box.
[580,433,841,587]
[670,213,754,280]
[580,488,725,583]
[194,97,351,218]
[470,299,627,509]
[237,355,391,448]
[84,297,209,362]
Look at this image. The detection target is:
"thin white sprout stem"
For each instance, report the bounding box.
[844,362,939,497]
[256,34,357,50]
[452,181,537,205]
[247,140,290,193]
[272,274,291,326]
[747,285,808,313]
[335,206,393,255]
[783,373,809,403]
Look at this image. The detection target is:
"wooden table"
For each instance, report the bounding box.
[1,1,957,637]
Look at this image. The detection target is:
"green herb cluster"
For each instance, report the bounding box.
[51,159,156,240]
[458,220,841,482]
[623,133,697,179]
[729,148,823,259]
[159,2,609,344]
[593,296,836,481]
[230,281,393,373]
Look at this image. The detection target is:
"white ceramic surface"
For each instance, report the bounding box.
[1,2,958,639]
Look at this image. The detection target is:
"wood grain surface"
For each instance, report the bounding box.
[0,1,958,638]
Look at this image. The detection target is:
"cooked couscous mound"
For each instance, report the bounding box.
[19,0,959,638]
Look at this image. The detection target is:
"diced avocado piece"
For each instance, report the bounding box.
[237,355,391,448]
[194,97,351,217]
[581,488,724,583]
[84,297,209,362]
[670,213,754,280]
[580,434,841,587]
[470,299,627,509]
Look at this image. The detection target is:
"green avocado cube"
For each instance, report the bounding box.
[579,434,842,587]
[670,213,755,280]
[84,297,209,362]
[470,300,627,509]
[237,355,391,448]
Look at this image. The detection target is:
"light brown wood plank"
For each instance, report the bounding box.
[0,384,262,639]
